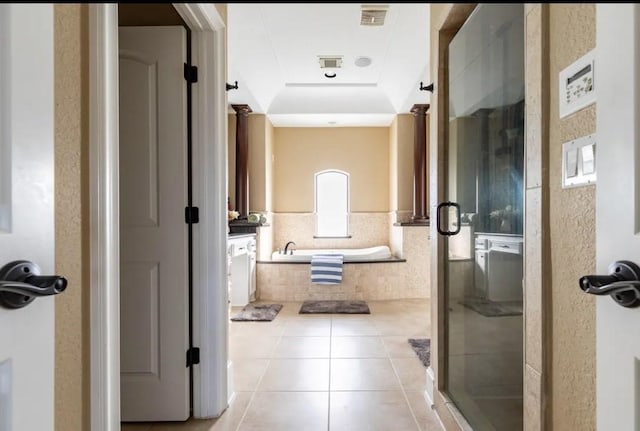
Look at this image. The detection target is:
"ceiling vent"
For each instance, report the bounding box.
[360,5,388,26]
[318,56,343,69]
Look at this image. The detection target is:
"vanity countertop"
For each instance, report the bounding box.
[228,232,256,240]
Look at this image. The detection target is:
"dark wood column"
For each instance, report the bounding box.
[410,104,430,223]
[232,104,252,218]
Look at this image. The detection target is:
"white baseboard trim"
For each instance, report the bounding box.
[227,360,235,405]
[425,366,435,407]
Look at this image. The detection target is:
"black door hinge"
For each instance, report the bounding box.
[185,206,199,224]
[186,347,200,367]
[184,63,198,84]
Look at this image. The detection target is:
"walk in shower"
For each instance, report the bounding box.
[442,4,524,430]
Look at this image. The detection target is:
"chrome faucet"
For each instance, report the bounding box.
[283,241,296,255]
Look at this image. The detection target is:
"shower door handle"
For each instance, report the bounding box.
[436,202,461,236]
[579,260,640,308]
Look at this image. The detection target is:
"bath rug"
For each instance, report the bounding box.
[231,303,283,321]
[298,300,370,314]
[408,338,431,368]
[459,297,522,317]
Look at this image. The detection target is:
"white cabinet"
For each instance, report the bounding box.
[474,234,523,302]
[227,234,256,306]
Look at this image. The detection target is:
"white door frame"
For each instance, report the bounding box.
[89,4,229,429]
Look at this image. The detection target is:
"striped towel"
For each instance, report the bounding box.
[310,254,344,285]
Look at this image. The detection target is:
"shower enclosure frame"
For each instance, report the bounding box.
[428,4,533,431]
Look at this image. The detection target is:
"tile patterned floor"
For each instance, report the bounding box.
[122,299,444,431]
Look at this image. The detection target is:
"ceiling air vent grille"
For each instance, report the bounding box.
[360,5,388,26]
[318,56,343,69]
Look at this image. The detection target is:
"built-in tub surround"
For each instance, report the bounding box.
[271,245,392,262]
[273,212,389,250]
[258,225,430,301]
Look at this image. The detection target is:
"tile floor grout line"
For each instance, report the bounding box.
[225,300,436,431]
[231,368,261,431]
[232,319,283,431]
[389,349,424,431]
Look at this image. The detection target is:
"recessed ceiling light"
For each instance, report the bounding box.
[355,56,372,67]
[324,72,337,78]
[328,121,337,125]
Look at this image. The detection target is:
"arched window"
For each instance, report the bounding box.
[315,170,350,237]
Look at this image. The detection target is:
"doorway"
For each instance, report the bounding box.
[117,4,192,421]
[89,3,230,426]
[441,4,525,430]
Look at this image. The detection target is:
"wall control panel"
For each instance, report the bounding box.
[559,50,596,118]
[562,134,596,188]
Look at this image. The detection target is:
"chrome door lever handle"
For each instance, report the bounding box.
[579,260,640,308]
[0,260,68,309]
[0,278,67,296]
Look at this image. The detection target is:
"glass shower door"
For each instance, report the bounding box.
[443,4,524,430]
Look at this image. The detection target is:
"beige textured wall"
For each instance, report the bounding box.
[548,4,596,430]
[54,5,89,430]
[273,127,390,212]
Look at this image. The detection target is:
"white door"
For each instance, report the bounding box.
[0,4,56,430]
[593,4,640,430]
[119,26,190,421]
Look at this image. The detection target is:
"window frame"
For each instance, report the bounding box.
[313,169,351,238]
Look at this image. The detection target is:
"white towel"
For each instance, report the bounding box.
[310,254,344,285]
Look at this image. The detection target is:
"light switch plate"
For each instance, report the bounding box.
[559,50,596,118]
[562,134,596,189]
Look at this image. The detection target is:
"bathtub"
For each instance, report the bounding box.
[271,245,392,262]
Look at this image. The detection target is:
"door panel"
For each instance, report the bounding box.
[443,4,524,431]
[0,4,55,430]
[119,26,189,422]
[119,56,159,227]
[120,262,160,375]
[594,5,640,429]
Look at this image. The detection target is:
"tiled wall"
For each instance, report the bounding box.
[257,225,430,301]
[523,6,547,430]
[272,212,390,251]
[256,221,273,261]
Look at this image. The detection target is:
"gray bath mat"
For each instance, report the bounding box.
[299,300,370,314]
[408,338,431,368]
[459,298,522,317]
[231,303,283,321]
